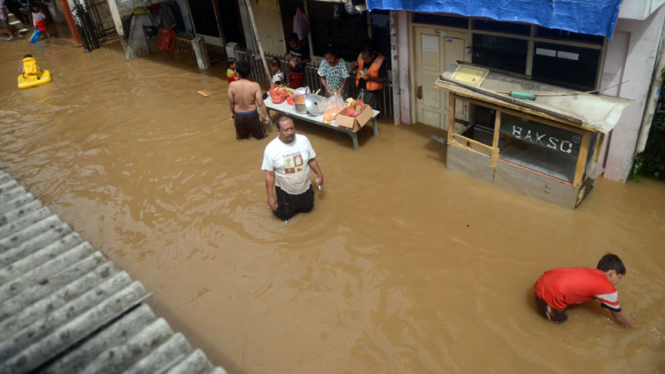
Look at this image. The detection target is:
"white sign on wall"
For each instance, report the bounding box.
[422,34,438,53]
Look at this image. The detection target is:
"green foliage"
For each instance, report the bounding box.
[632,70,665,181]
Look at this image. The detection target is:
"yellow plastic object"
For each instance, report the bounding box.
[17,57,52,89]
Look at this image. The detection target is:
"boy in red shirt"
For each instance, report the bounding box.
[534,253,635,328]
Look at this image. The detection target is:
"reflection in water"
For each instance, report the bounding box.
[1,41,664,374]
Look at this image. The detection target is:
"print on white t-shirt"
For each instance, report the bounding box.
[262,134,316,195]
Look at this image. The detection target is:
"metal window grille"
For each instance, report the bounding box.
[83,0,117,39]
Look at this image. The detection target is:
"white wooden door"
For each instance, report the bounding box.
[414,27,469,129]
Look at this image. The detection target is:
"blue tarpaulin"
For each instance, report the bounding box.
[366,0,622,38]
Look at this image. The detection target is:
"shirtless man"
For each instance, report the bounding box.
[228,61,270,140]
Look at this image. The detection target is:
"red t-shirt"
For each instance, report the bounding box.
[534,267,620,312]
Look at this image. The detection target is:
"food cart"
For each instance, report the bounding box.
[434,64,632,208]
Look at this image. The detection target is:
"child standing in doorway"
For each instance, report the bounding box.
[226,58,239,83]
[270,58,284,86]
[31,4,51,40]
[284,33,310,89]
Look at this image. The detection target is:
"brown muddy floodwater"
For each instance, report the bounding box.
[2,41,665,374]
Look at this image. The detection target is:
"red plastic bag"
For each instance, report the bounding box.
[293,8,310,40]
[345,100,364,117]
[269,85,291,104]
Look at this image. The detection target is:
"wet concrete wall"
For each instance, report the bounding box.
[248,0,287,55]
[602,5,665,181]
[109,0,193,37]
[619,0,665,20]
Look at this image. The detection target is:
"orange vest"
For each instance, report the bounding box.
[356,53,385,91]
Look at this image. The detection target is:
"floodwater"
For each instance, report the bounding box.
[2,41,665,374]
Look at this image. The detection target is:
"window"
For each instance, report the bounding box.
[498,113,583,182]
[371,10,391,69]
[308,2,369,61]
[279,0,305,45]
[472,34,528,75]
[278,4,391,66]
[473,19,530,35]
[405,17,611,90]
[413,13,468,29]
[531,42,601,91]
[189,0,220,37]
[536,27,604,45]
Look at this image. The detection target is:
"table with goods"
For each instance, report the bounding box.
[265,85,380,151]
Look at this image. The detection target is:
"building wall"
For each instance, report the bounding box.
[396,10,411,125]
[619,0,665,20]
[391,5,665,182]
[108,0,161,37]
[247,0,286,56]
[602,6,665,181]
[108,0,193,37]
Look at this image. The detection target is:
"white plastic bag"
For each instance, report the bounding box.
[294,87,311,95]
[293,8,310,40]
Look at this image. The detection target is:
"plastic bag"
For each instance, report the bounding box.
[293,8,310,40]
[29,30,42,43]
[294,87,310,96]
[269,84,291,104]
[345,99,364,117]
[327,95,345,113]
[322,95,345,123]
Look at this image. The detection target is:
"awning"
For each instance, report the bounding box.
[367,0,622,38]
[434,64,633,134]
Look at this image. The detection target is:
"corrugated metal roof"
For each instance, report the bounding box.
[435,64,633,134]
[0,170,227,374]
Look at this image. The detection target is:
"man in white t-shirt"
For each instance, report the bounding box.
[262,116,324,221]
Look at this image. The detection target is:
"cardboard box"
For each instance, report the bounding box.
[335,105,373,130]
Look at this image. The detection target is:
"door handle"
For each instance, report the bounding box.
[417,85,423,100]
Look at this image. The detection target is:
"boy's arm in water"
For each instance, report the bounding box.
[611,310,636,328]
